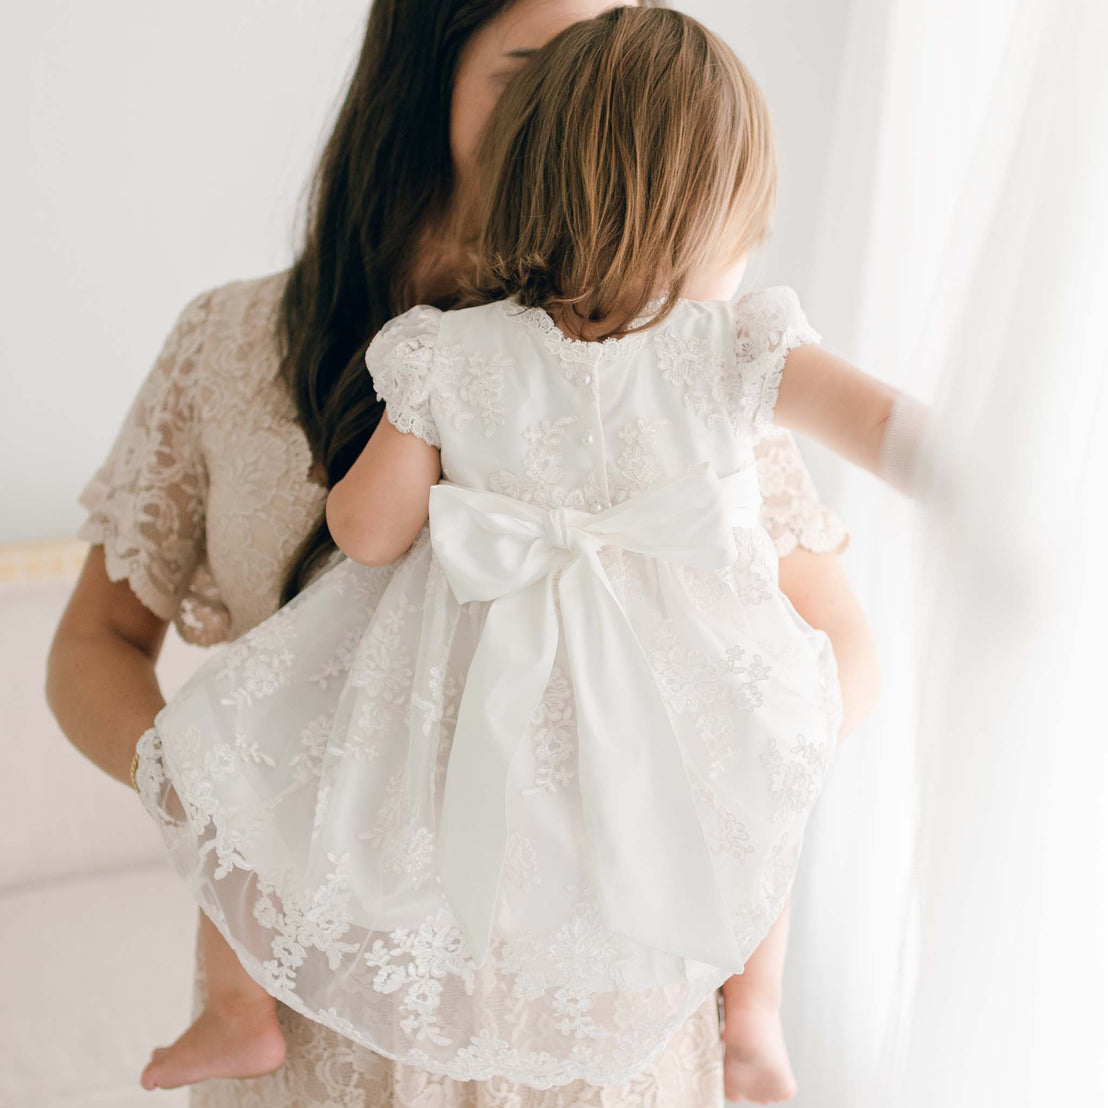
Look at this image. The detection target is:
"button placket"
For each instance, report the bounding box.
[580,346,610,514]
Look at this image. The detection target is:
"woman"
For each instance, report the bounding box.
[46,0,880,1104]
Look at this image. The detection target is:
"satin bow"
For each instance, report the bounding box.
[425,460,762,970]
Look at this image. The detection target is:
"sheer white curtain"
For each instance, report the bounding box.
[780,0,1108,1104]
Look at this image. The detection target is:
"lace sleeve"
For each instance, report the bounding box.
[752,424,850,556]
[366,304,443,448]
[732,284,822,434]
[76,288,213,621]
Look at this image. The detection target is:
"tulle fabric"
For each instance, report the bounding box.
[135,511,841,1087]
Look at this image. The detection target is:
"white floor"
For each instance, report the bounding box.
[3,862,197,1107]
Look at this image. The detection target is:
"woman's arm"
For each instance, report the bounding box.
[777,546,881,743]
[45,544,169,787]
[49,287,216,788]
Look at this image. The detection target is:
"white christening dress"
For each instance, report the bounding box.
[134,285,843,1090]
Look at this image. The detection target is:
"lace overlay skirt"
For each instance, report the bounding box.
[185,912,726,1107]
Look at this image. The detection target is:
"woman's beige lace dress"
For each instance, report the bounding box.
[76,271,848,1108]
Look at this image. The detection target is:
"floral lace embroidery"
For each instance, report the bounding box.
[93,276,854,1102]
[263,852,364,980]
[75,287,214,625]
[77,272,338,646]
[649,617,772,716]
[363,906,479,1046]
[77,275,846,656]
[754,426,849,556]
[306,626,362,692]
[367,305,444,448]
[691,778,755,862]
[521,664,577,796]
[357,768,435,883]
[611,417,669,498]
[732,286,822,435]
[724,529,777,604]
[696,712,741,781]
[760,732,833,823]
[326,698,384,768]
[287,713,334,781]
[350,597,420,701]
[434,344,509,438]
[502,831,541,891]
[683,563,739,618]
[135,725,726,1091]
[656,330,731,433]
[522,417,579,483]
[488,419,606,510]
[730,831,800,955]
[497,881,633,1015]
[213,603,299,709]
[433,671,465,796]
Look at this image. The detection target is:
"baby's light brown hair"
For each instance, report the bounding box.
[463,5,777,339]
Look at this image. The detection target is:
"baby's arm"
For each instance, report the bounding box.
[774,345,928,495]
[327,304,446,567]
[326,414,441,566]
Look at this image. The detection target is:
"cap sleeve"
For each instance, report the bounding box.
[76,287,213,622]
[731,284,822,434]
[753,424,850,556]
[365,304,443,448]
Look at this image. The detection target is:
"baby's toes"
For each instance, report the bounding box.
[141,1048,169,1088]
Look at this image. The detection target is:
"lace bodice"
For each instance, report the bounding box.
[76,271,849,1107]
[77,274,846,652]
[366,291,836,528]
[77,272,330,646]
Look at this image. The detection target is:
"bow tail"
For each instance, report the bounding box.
[435,573,560,967]
[404,564,462,838]
[559,550,745,972]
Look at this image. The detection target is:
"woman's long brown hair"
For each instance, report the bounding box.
[275,0,517,604]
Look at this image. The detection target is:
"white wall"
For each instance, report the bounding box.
[683,0,852,293]
[2,0,850,544]
[0,1,370,543]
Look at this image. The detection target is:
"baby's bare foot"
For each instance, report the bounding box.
[139,996,286,1090]
[721,1002,797,1104]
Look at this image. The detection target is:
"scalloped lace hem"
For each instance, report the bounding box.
[76,514,180,622]
[132,723,747,1090]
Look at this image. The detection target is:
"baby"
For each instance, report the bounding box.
[138,6,921,1101]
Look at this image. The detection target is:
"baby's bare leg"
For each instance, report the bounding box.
[720,893,798,1104]
[139,907,286,1090]
[194,905,274,1009]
